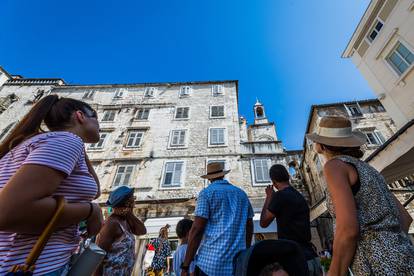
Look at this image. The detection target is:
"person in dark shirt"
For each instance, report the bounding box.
[260,164,322,276]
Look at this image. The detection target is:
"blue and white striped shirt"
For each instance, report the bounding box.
[194,179,254,276]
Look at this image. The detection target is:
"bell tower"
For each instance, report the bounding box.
[254,99,268,125]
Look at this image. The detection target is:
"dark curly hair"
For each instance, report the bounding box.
[321,144,364,159]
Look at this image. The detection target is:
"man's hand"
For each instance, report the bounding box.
[181,270,189,276]
[265,185,273,198]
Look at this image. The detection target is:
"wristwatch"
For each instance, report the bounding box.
[180,263,190,271]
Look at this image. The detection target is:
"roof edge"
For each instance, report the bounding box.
[342,0,379,58]
[365,118,414,162]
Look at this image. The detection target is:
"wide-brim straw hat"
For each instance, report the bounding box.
[201,162,230,179]
[306,116,366,147]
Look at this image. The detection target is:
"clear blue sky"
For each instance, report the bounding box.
[0,0,373,149]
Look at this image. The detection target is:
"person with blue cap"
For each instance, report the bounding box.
[95,186,146,276]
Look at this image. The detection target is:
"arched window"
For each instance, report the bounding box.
[256,106,264,118]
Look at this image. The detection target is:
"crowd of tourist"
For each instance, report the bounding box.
[0,96,414,276]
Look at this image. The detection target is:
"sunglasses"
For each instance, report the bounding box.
[83,109,98,119]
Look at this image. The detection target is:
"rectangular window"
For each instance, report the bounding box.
[209,128,225,145]
[162,161,184,187]
[212,85,224,96]
[113,90,124,99]
[83,91,95,99]
[367,20,383,42]
[102,110,116,122]
[89,133,108,149]
[387,42,414,75]
[145,87,157,97]
[210,106,225,118]
[113,165,135,187]
[364,131,385,145]
[135,108,150,120]
[126,131,144,148]
[179,86,191,97]
[346,105,363,117]
[175,107,189,119]
[254,159,271,183]
[170,130,186,147]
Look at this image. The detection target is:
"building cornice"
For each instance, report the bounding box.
[56,79,238,89]
[342,0,383,58]
[5,78,65,85]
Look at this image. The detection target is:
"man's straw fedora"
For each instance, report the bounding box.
[201,162,230,179]
[306,116,366,147]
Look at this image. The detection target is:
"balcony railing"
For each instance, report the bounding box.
[241,141,284,155]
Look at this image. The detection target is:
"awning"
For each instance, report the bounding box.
[140,216,184,239]
[253,213,277,233]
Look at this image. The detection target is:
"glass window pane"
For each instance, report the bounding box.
[124,172,131,185]
[164,172,172,185]
[179,131,185,145]
[172,163,182,184]
[397,44,410,59]
[375,21,383,31]
[397,61,409,74]
[114,174,122,186]
[369,31,378,41]
[389,52,404,74]
[166,163,174,172]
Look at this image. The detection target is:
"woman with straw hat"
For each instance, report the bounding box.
[307,116,414,276]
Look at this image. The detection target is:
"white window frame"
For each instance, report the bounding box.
[174,107,190,120]
[89,132,109,150]
[212,84,224,96]
[144,87,157,98]
[113,90,124,99]
[364,130,385,146]
[160,161,185,188]
[366,18,384,44]
[345,104,363,117]
[83,91,95,99]
[112,164,135,187]
[251,158,272,185]
[125,130,145,148]
[208,127,227,147]
[386,41,414,76]
[168,129,188,148]
[179,86,191,97]
[101,110,117,122]
[210,105,225,118]
[135,108,150,120]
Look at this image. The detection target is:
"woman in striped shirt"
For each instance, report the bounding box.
[0,95,103,275]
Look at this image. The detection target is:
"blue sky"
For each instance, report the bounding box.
[0,0,373,149]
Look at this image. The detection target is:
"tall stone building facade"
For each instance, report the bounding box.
[342,0,414,243]
[0,66,307,271]
[300,99,409,248]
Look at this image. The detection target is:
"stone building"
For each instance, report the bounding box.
[342,0,414,242]
[300,99,406,248]
[0,66,308,273]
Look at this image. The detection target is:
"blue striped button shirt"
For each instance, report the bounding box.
[194,179,254,276]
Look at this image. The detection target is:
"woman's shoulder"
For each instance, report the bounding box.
[25,131,84,151]
[25,131,82,145]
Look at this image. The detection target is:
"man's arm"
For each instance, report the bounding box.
[246,218,253,248]
[182,217,207,270]
[260,185,276,228]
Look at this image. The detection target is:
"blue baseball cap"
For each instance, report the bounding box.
[106,186,134,207]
